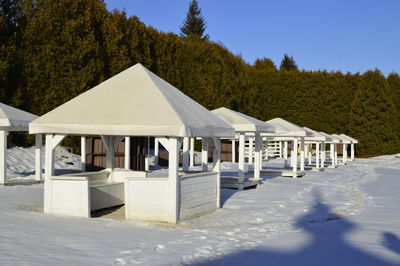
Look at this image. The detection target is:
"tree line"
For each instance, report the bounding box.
[1,0,399,156]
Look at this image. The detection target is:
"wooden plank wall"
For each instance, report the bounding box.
[179,173,217,220]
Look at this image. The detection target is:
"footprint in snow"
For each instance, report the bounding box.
[154,244,166,252]
[114,258,126,265]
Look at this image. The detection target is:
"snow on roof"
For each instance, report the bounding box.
[332,134,351,144]
[303,127,326,141]
[340,134,359,144]
[0,103,38,131]
[211,107,275,133]
[29,64,234,137]
[264,118,306,137]
[319,132,339,143]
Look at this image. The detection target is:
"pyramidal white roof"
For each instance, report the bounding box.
[319,132,339,143]
[211,107,275,133]
[303,127,326,141]
[340,134,359,144]
[29,64,234,137]
[0,103,38,131]
[332,134,351,144]
[265,118,306,137]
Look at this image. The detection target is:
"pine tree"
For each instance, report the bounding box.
[279,53,298,71]
[180,0,209,40]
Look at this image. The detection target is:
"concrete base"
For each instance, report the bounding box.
[221,176,260,190]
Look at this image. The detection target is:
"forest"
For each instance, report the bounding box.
[1,0,399,156]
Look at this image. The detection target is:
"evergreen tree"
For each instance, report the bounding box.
[279,53,298,71]
[180,0,209,40]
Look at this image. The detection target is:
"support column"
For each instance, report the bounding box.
[334,144,338,165]
[292,138,298,178]
[248,137,254,165]
[189,137,195,167]
[168,137,180,224]
[321,142,325,168]
[0,130,6,185]
[300,137,305,171]
[308,144,312,165]
[80,136,86,171]
[316,142,320,169]
[238,133,245,190]
[350,143,355,161]
[154,138,159,166]
[343,144,347,163]
[124,137,130,169]
[330,143,335,167]
[182,137,189,171]
[279,141,283,158]
[201,138,209,172]
[231,139,236,163]
[283,141,288,159]
[254,134,262,181]
[212,137,221,208]
[145,137,150,171]
[35,134,43,181]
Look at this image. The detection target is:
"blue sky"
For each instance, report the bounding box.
[104,0,400,75]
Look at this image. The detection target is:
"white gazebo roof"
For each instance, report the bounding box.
[340,134,359,144]
[29,64,234,138]
[319,132,339,143]
[264,118,306,137]
[332,134,351,144]
[303,127,326,141]
[0,103,38,131]
[211,107,275,133]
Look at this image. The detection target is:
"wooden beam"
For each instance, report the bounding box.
[168,137,180,223]
[81,136,86,171]
[201,138,209,172]
[35,134,43,181]
[182,137,189,171]
[124,137,131,169]
[212,137,221,208]
[189,137,195,167]
[254,134,261,180]
[300,137,305,171]
[292,137,298,178]
[238,133,245,189]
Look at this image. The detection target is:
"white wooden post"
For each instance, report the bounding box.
[201,138,209,172]
[283,141,288,159]
[189,137,195,167]
[254,134,261,181]
[343,144,347,163]
[308,144,312,165]
[100,135,114,170]
[316,142,320,169]
[231,139,236,163]
[154,138,159,166]
[330,143,335,167]
[80,136,86,171]
[124,137,130,169]
[304,143,308,161]
[248,136,254,165]
[35,134,43,181]
[334,144,338,165]
[182,137,189,171]
[145,137,150,171]
[168,137,180,223]
[238,133,245,190]
[0,130,6,185]
[300,137,305,171]
[350,143,355,161]
[292,138,298,178]
[212,137,221,208]
[44,134,66,213]
[279,141,283,158]
[321,142,325,168]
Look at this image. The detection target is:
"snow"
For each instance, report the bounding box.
[1,147,400,265]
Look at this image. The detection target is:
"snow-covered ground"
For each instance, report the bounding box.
[1,148,400,265]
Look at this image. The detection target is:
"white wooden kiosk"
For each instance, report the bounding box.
[211,107,275,190]
[29,63,234,224]
[332,134,351,165]
[302,127,327,171]
[319,132,340,168]
[0,103,42,185]
[339,134,358,161]
[263,118,307,178]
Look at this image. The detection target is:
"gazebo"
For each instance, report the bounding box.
[0,103,42,185]
[319,132,340,168]
[263,118,308,178]
[332,134,351,165]
[29,63,234,223]
[339,134,358,161]
[302,127,327,171]
[211,107,275,190]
